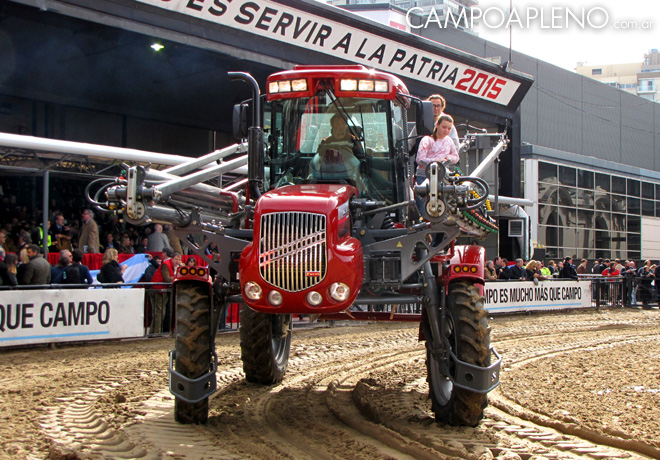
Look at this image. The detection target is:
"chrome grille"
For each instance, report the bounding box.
[259,212,327,292]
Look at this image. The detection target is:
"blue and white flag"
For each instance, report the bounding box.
[91,254,151,288]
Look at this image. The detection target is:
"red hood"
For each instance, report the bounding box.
[256,184,357,214]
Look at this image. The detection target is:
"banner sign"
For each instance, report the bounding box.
[0,289,145,347]
[484,280,592,313]
[135,0,521,106]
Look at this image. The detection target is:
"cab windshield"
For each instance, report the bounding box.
[266,90,407,203]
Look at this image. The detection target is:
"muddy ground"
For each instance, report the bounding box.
[1,307,659,460]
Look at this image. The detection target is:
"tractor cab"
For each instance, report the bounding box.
[263,65,416,205]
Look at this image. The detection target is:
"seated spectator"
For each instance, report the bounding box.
[97,248,126,284]
[61,249,94,285]
[51,249,72,284]
[577,259,588,274]
[20,244,51,285]
[525,260,542,282]
[18,230,31,252]
[135,236,149,254]
[508,258,526,280]
[498,258,510,280]
[102,232,118,253]
[484,260,497,280]
[539,261,552,279]
[3,225,18,252]
[118,236,135,254]
[50,213,72,252]
[0,253,19,286]
[559,256,579,280]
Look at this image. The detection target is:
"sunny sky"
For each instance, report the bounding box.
[473,0,658,70]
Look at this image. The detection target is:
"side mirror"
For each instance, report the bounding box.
[232,102,249,139]
[417,100,435,136]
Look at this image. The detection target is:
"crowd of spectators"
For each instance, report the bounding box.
[486,255,660,309]
[0,195,218,287]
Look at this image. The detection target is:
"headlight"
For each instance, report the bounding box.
[306,291,323,306]
[244,281,263,300]
[268,290,283,306]
[329,282,350,302]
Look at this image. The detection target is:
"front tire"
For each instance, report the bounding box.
[426,281,491,426]
[240,305,292,384]
[174,282,212,424]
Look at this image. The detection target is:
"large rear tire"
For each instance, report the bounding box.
[426,281,490,426]
[240,305,292,384]
[174,282,212,424]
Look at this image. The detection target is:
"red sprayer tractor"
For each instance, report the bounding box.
[93,65,507,426]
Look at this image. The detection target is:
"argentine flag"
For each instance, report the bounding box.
[91,254,151,288]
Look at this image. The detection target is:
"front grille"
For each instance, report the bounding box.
[259,212,327,292]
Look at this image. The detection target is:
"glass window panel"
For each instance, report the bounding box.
[538,161,558,183]
[628,234,641,250]
[656,200,660,217]
[594,192,610,211]
[627,178,640,197]
[611,232,626,253]
[539,205,558,225]
[612,213,626,232]
[557,186,576,206]
[577,189,594,208]
[611,194,626,212]
[642,182,654,199]
[628,251,641,261]
[595,173,610,192]
[577,209,594,228]
[642,199,654,216]
[576,229,594,249]
[656,183,660,199]
[594,211,611,230]
[626,196,640,215]
[558,207,577,227]
[578,169,594,189]
[611,176,626,194]
[559,165,577,186]
[538,183,558,204]
[628,216,641,233]
[540,225,558,247]
[560,227,577,248]
[595,230,610,256]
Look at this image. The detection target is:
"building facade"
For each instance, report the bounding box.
[576,49,660,103]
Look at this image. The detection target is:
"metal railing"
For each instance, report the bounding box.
[579,275,658,309]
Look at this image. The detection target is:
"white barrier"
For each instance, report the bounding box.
[484,280,592,314]
[0,288,145,347]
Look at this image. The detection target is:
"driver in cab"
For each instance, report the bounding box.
[309,114,366,193]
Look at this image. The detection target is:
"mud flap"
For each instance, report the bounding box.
[169,349,218,403]
[440,342,501,393]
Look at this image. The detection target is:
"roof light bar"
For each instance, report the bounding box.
[268,78,308,94]
[340,78,388,92]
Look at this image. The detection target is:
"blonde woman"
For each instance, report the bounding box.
[98,248,126,284]
[525,260,541,282]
